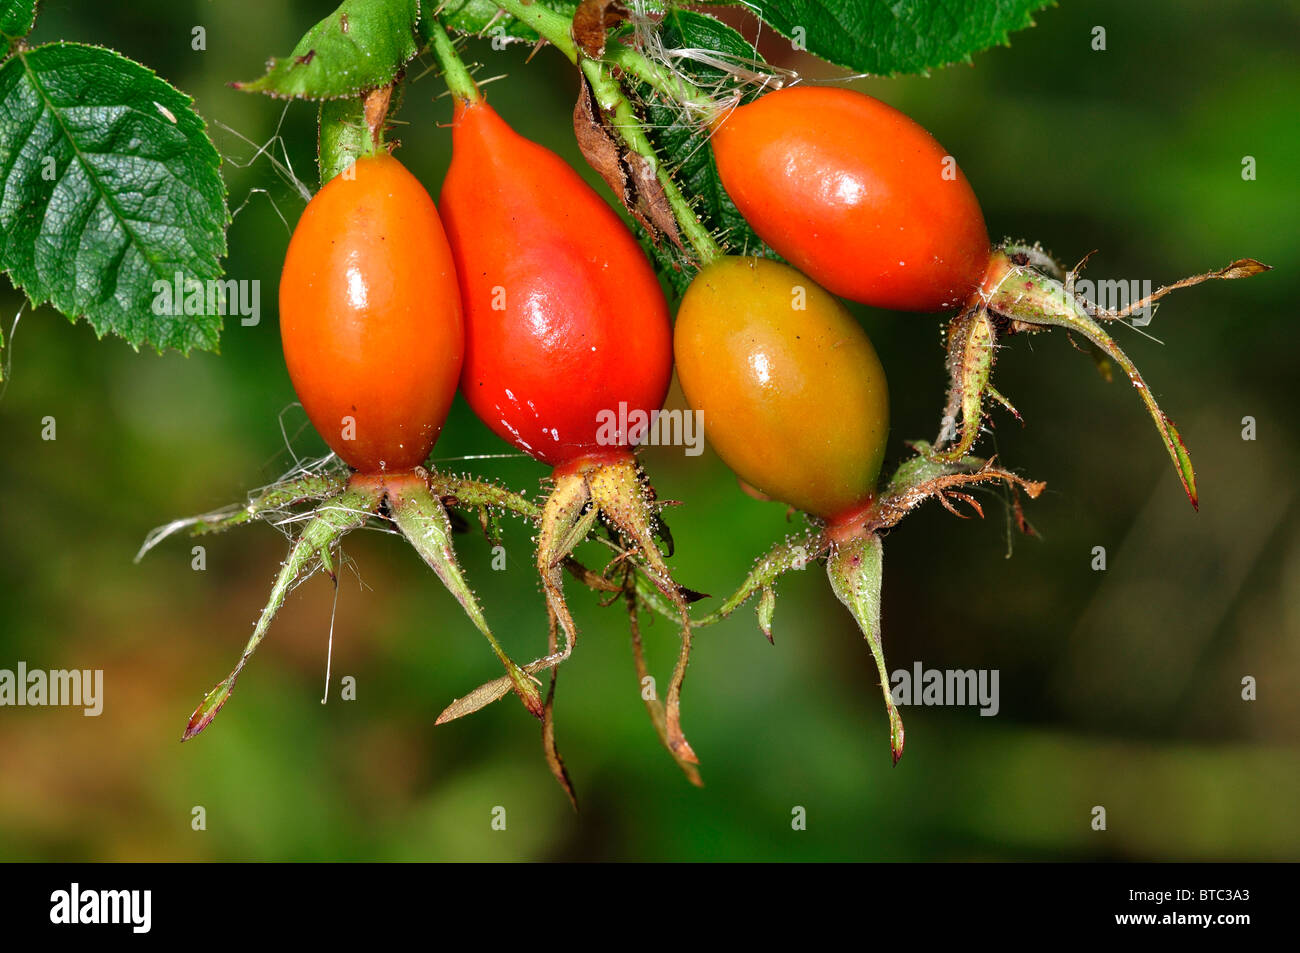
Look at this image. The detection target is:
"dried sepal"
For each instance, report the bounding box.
[873,444,1045,534]
[624,587,703,786]
[541,606,578,809]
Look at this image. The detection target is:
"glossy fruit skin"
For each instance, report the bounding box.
[279,154,463,472]
[440,99,672,468]
[674,256,889,519]
[712,86,990,313]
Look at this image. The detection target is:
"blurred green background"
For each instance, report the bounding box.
[1,0,1297,861]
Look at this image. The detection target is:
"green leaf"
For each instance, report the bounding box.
[722,0,1052,76]
[436,0,578,44]
[0,42,229,355]
[0,0,37,43]
[635,9,777,296]
[234,0,421,100]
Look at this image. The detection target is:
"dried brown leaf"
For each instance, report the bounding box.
[626,152,683,248]
[572,77,682,248]
[572,0,628,58]
[573,77,628,202]
[363,83,392,152]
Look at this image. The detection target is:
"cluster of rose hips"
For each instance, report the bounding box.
[157,32,1264,799]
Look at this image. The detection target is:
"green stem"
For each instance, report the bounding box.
[487,0,723,265]
[489,0,578,62]
[632,570,683,622]
[489,0,712,109]
[426,14,482,103]
[602,42,717,115]
[428,472,541,521]
[580,57,723,264]
[690,534,817,628]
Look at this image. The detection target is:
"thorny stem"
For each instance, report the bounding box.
[428,471,542,520]
[425,13,483,103]
[485,0,723,265]
[135,471,347,560]
[690,534,817,628]
[489,0,579,62]
[602,41,718,115]
[579,57,723,264]
[487,0,714,110]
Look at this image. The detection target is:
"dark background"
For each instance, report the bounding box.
[0,0,1296,860]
